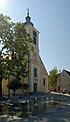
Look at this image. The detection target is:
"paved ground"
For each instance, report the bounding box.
[0,93,70,122]
[17,104,70,122]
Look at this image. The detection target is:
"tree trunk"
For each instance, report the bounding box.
[0,75,2,97]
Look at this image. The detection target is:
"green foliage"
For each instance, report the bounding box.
[0,13,33,78]
[0,13,33,96]
[48,67,59,90]
[7,78,22,95]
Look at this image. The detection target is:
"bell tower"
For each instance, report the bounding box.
[24,9,39,52]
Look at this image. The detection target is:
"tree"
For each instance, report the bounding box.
[0,14,12,96]
[48,67,59,91]
[0,14,33,96]
[7,78,22,95]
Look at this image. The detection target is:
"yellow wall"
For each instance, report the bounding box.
[2,79,8,95]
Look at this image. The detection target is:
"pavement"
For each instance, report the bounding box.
[0,93,70,122]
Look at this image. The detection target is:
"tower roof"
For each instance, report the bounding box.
[24,8,34,26]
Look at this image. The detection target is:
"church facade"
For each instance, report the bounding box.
[23,10,48,93]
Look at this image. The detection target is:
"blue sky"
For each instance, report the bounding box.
[0,0,70,73]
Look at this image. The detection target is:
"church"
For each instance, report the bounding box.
[22,9,48,93]
[2,10,48,95]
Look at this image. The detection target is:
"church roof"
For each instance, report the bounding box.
[39,55,48,75]
[63,69,70,76]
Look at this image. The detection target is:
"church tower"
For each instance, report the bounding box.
[24,9,48,93]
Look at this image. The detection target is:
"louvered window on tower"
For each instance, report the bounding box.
[33,30,37,45]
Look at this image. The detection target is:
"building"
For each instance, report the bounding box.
[56,69,70,93]
[21,9,48,93]
[2,10,48,95]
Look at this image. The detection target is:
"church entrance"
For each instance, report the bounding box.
[34,83,37,92]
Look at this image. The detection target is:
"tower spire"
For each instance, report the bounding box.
[25,8,31,22]
[24,9,34,26]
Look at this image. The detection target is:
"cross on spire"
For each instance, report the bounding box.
[27,8,29,16]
